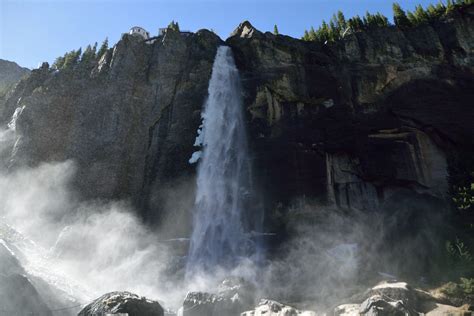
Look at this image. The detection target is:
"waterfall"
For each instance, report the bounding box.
[0,106,24,168]
[186,46,260,274]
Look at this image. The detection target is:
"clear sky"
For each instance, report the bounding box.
[1,0,439,69]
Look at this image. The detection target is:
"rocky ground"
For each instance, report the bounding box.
[76,279,473,316]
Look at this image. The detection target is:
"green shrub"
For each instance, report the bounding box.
[442,278,474,296]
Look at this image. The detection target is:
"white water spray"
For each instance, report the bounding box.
[186,46,260,274]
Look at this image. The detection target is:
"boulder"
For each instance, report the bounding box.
[241,299,316,316]
[359,295,410,316]
[180,277,256,316]
[78,291,164,316]
[334,281,469,316]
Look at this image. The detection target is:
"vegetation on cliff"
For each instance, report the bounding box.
[302,0,473,43]
[52,38,109,70]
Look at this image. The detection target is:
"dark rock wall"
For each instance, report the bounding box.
[227,7,474,220]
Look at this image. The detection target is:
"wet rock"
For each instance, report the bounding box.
[0,240,52,316]
[0,239,25,275]
[0,273,53,316]
[242,299,316,316]
[78,291,164,316]
[359,295,410,315]
[180,277,256,316]
[334,304,359,316]
[335,281,466,316]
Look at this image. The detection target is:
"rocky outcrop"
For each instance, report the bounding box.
[78,291,164,316]
[0,59,30,98]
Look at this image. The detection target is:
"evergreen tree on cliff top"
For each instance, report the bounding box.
[393,3,411,27]
[97,38,109,59]
[168,20,180,32]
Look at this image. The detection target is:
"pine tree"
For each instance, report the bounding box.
[309,26,317,41]
[81,44,95,64]
[348,15,364,32]
[320,21,330,42]
[329,19,337,41]
[63,48,81,68]
[302,30,310,41]
[337,10,347,31]
[97,38,109,59]
[446,0,456,12]
[393,2,411,27]
[52,55,66,70]
[407,10,417,25]
[413,5,429,24]
[168,20,180,32]
[377,12,390,27]
[273,24,279,35]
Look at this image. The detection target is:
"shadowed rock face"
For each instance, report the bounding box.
[226,7,474,218]
[1,8,473,237]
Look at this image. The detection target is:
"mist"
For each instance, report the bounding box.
[0,153,451,314]
[0,157,191,312]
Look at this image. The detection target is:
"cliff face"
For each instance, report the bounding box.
[227,7,474,218]
[1,8,473,232]
[0,59,30,101]
[1,30,222,226]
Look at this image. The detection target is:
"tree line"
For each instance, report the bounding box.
[302,0,473,43]
[51,19,186,71]
[52,38,109,70]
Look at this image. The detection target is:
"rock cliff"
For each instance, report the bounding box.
[1,6,473,235]
[227,7,474,218]
[1,30,222,227]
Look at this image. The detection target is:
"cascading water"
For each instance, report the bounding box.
[0,106,24,168]
[186,46,261,274]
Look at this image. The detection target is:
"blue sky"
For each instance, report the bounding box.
[1,0,439,68]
